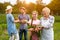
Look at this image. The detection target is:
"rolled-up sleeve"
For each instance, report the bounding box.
[9,15,14,23]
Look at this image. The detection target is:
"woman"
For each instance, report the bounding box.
[6,5,19,40]
[40,7,55,40]
[28,11,41,40]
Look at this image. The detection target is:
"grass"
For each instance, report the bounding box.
[54,22,60,40]
[0,14,60,40]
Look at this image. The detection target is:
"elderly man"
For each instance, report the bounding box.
[40,7,55,40]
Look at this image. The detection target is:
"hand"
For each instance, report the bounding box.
[14,19,20,23]
[21,19,28,24]
[38,27,44,30]
[35,28,38,32]
[32,24,36,27]
[28,28,34,31]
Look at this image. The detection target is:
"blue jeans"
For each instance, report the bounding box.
[19,29,27,40]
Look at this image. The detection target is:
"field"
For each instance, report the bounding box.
[0,14,60,40]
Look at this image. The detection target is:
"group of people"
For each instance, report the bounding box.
[6,5,55,40]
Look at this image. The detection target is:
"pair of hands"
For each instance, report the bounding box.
[14,19,20,23]
[15,17,28,23]
[28,27,41,32]
[21,19,28,24]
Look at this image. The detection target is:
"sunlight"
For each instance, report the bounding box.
[25,0,37,4]
[42,0,52,5]
[20,0,52,5]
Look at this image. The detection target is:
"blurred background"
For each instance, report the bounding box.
[0,0,60,40]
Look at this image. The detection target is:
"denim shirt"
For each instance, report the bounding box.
[6,13,17,35]
[18,14,30,30]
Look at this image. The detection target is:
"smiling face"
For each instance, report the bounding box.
[6,8,12,13]
[19,7,26,14]
[9,8,12,13]
[42,7,50,17]
[32,11,38,20]
[42,10,49,17]
[20,9,25,13]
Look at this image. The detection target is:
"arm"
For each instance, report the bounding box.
[27,20,31,25]
[43,16,55,29]
[10,16,20,23]
[18,15,28,24]
[14,19,20,23]
[9,15,14,23]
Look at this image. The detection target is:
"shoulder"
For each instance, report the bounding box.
[36,19,40,23]
[49,15,55,20]
[36,19,40,22]
[49,15,54,18]
[7,14,12,17]
[18,14,21,16]
[26,14,30,19]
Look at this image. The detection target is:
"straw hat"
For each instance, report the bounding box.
[6,5,12,11]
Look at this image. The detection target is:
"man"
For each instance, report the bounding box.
[6,5,19,40]
[40,7,55,40]
[18,7,30,40]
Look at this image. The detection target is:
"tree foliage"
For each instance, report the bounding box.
[0,0,60,15]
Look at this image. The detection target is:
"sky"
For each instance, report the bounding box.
[0,0,37,5]
[0,0,17,5]
[0,0,52,5]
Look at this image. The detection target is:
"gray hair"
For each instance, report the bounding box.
[42,7,50,14]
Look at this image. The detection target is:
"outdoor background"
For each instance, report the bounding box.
[0,0,60,40]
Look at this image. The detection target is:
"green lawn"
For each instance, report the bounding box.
[0,14,60,40]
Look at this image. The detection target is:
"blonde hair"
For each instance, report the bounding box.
[5,8,12,14]
[20,7,27,12]
[32,11,38,14]
[5,9,9,14]
[42,7,50,14]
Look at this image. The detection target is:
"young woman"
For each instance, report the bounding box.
[6,5,19,40]
[28,11,42,40]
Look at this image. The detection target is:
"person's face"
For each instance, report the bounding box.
[7,8,12,13]
[32,13,38,19]
[10,8,12,12]
[20,9,26,14]
[42,10,50,17]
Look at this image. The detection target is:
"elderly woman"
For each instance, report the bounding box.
[40,7,55,40]
[28,11,41,40]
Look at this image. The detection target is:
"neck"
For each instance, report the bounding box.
[22,13,26,15]
[6,12,11,14]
